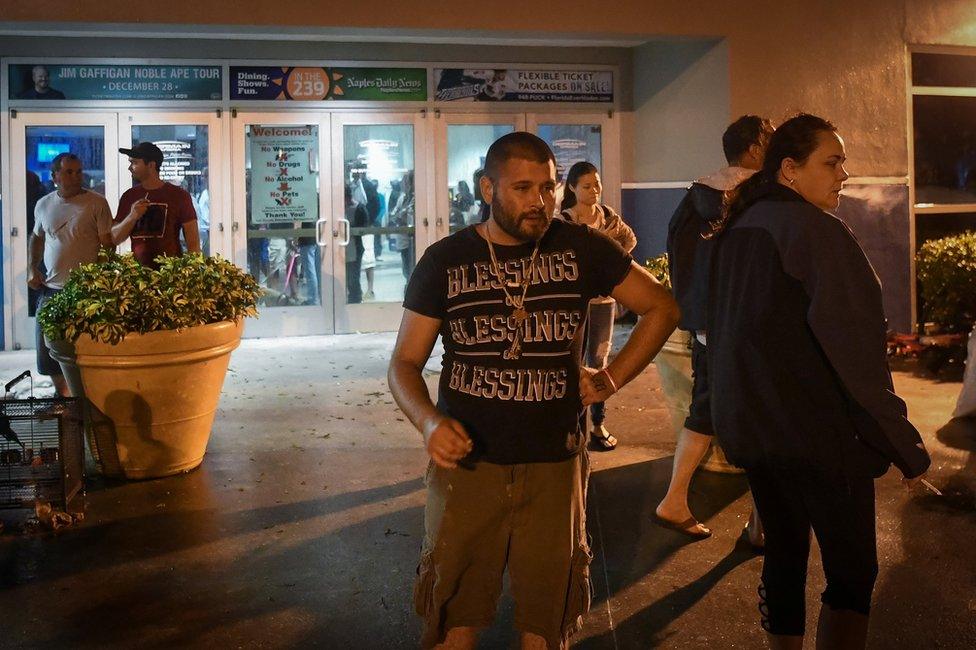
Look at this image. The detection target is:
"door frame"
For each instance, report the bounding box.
[527,112,620,212]
[0,106,621,345]
[432,112,525,242]
[330,110,430,334]
[118,110,228,257]
[230,111,334,337]
[5,111,120,350]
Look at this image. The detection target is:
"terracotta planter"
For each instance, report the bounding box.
[47,320,243,479]
[653,329,743,474]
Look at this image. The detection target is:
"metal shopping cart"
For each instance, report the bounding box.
[0,371,85,514]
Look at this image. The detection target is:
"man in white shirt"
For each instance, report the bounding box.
[28,153,114,396]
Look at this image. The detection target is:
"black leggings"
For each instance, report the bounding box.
[746,465,878,636]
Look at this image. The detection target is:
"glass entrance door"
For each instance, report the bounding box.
[7,112,119,350]
[231,113,333,337]
[119,112,225,258]
[528,113,620,213]
[330,112,428,333]
[433,114,523,242]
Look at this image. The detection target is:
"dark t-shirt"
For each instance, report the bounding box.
[404,219,632,464]
[116,182,197,268]
[18,87,66,99]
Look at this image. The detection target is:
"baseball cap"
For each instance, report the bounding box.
[119,141,164,168]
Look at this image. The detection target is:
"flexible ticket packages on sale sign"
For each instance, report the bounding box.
[433,69,613,103]
[249,125,318,225]
[231,66,427,101]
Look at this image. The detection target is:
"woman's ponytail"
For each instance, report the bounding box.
[708,171,769,237]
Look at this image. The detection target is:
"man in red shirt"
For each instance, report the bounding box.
[112,142,201,267]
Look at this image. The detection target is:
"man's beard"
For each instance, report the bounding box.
[491,199,551,242]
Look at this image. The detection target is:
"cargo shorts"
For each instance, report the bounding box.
[414,452,592,649]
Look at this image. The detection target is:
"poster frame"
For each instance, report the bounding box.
[2,57,619,111]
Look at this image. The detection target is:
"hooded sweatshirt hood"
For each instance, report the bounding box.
[695,165,758,192]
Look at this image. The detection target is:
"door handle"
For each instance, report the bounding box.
[336,218,351,246]
[217,223,224,232]
[316,218,329,246]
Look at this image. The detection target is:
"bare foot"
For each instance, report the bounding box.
[655,501,693,524]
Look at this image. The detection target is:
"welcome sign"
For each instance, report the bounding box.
[249,125,319,225]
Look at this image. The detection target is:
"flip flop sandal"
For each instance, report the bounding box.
[589,431,618,451]
[653,513,713,539]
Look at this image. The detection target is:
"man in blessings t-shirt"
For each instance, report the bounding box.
[388,132,679,649]
[111,141,200,267]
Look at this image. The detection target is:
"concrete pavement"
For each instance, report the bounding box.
[0,329,973,648]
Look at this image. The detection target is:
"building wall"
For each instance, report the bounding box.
[6,1,975,178]
[836,184,913,333]
[906,0,976,47]
[8,0,973,176]
[4,0,976,334]
[629,39,729,182]
[620,185,686,267]
[622,37,728,301]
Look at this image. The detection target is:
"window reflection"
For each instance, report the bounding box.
[536,124,602,212]
[447,124,513,232]
[913,95,976,205]
[536,124,602,180]
[130,125,211,255]
[915,212,976,250]
[912,53,976,88]
[342,124,415,304]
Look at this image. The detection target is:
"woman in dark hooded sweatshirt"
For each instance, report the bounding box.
[707,113,931,649]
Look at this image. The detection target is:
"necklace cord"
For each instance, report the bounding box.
[483,221,541,310]
[482,221,543,360]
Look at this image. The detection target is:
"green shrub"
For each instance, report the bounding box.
[38,251,262,344]
[916,231,976,332]
[644,253,671,291]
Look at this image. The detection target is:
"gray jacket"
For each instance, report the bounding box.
[559,204,637,254]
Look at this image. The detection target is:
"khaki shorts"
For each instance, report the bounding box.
[414,452,592,649]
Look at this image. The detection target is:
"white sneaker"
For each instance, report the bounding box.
[363,290,375,301]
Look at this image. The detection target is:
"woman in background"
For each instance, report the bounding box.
[708,113,931,649]
[451,179,477,227]
[344,183,367,304]
[389,170,416,281]
[560,161,637,450]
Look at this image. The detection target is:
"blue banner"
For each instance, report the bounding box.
[9,64,222,101]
